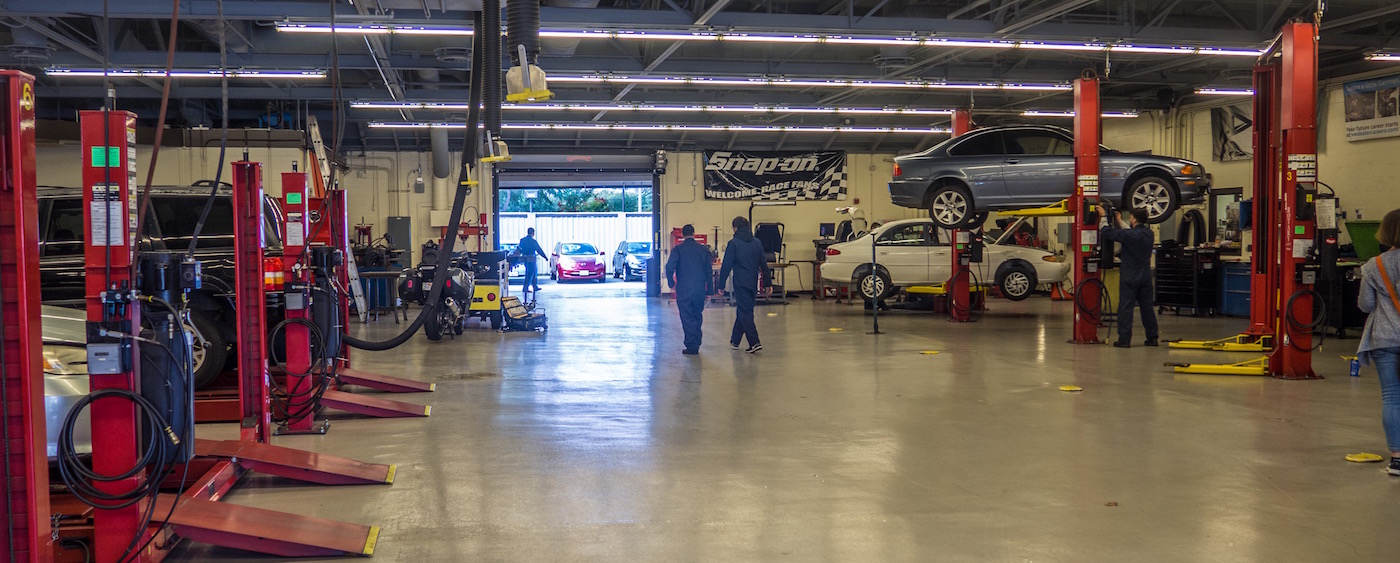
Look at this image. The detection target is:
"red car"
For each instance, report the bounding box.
[550,242,607,283]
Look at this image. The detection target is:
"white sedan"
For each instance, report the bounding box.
[820,218,1070,302]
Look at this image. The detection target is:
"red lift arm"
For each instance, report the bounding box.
[0,70,52,563]
[1071,77,1105,344]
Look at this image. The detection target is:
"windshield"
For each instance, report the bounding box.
[626,242,651,254]
[560,243,599,255]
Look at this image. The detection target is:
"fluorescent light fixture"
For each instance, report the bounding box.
[351,100,955,115]
[45,68,326,79]
[276,22,474,36]
[1194,87,1254,96]
[368,121,952,134]
[1021,110,1140,118]
[1367,52,1400,62]
[546,74,1071,92]
[274,20,1263,58]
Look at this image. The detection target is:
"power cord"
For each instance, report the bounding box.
[1284,288,1328,352]
[1074,277,1115,341]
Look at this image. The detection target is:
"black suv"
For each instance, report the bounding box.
[39,183,285,388]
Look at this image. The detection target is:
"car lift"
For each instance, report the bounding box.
[1168,22,1320,378]
[64,108,390,561]
[1070,74,1106,344]
[0,70,52,562]
[279,172,430,435]
[946,109,987,323]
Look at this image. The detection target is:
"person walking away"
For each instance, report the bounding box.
[666,224,715,355]
[1100,207,1159,348]
[518,228,548,292]
[1357,208,1400,475]
[718,216,770,353]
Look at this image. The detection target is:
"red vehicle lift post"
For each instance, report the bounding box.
[1267,22,1320,379]
[1071,76,1105,344]
[0,70,52,563]
[947,109,978,322]
[80,108,150,561]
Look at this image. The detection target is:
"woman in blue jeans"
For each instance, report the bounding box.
[1359,209,1400,475]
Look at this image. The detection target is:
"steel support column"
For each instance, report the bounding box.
[0,70,51,563]
[232,161,272,443]
[948,109,977,323]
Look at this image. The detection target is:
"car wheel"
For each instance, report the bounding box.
[996,263,1037,302]
[858,268,894,301]
[1126,176,1179,224]
[550,268,557,280]
[597,274,606,283]
[188,311,229,390]
[928,183,976,229]
[614,268,621,279]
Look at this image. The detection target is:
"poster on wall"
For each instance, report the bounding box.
[1344,74,1400,142]
[703,150,848,200]
[1210,104,1253,161]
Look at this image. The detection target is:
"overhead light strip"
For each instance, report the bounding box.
[45,68,327,79]
[352,100,956,115]
[1021,110,1140,118]
[368,121,953,134]
[273,21,1263,57]
[547,74,1073,91]
[1367,52,1400,62]
[1194,87,1254,96]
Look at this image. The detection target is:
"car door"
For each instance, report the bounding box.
[1000,128,1076,204]
[928,227,953,283]
[39,197,88,306]
[945,130,1010,205]
[875,223,932,284]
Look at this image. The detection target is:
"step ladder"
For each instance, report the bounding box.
[306,116,369,322]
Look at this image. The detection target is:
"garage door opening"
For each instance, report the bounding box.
[497,184,654,299]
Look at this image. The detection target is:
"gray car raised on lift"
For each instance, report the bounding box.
[889,124,1211,229]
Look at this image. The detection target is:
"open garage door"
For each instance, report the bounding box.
[493,154,662,297]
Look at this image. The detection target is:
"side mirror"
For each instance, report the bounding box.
[600,251,606,255]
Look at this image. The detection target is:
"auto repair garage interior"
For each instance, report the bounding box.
[6,1,1400,562]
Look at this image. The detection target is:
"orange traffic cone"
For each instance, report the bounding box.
[1050,283,1072,301]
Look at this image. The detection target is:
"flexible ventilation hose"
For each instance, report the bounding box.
[342,5,497,351]
[507,0,541,67]
[484,1,503,134]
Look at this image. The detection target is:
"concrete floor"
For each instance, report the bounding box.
[173,287,1400,562]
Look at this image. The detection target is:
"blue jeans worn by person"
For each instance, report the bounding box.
[524,262,539,289]
[1375,347,1400,452]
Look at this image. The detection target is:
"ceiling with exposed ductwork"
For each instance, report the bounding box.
[3,0,1400,153]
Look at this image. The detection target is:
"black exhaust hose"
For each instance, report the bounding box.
[342,7,494,351]
[507,0,540,66]
[484,1,503,134]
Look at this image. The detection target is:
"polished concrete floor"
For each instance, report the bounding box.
[173,283,1400,562]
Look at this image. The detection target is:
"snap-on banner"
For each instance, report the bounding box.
[703,150,848,200]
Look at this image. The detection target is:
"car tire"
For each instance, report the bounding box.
[1125,175,1179,224]
[550,268,557,280]
[188,311,229,390]
[927,183,977,229]
[598,274,606,283]
[995,262,1038,302]
[857,268,894,301]
[614,268,622,279]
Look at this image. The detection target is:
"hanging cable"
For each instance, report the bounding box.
[132,0,183,268]
[1284,288,1328,352]
[186,0,230,256]
[343,5,495,351]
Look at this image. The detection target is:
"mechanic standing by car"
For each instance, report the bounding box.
[666,224,715,355]
[718,216,770,353]
[1101,207,1159,348]
[518,228,549,292]
[1356,209,1400,476]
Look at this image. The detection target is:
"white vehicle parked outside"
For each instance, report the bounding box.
[819,218,1070,302]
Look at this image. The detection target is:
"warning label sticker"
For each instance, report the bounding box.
[1078,174,1100,196]
[89,184,124,247]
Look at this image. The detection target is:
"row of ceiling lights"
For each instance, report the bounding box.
[350,100,1141,118]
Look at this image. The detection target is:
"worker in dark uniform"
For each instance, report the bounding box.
[1101,207,1159,348]
[666,224,715,355]
[518,228,548,292]
[718,216,771,353]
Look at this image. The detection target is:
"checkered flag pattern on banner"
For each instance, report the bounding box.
[754,160,848,201]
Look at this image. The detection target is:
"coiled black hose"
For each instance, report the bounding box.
[484,1,503,134]
[507,0,541,67]
[1284,288,1327,352]
[1074,277,1114,340]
